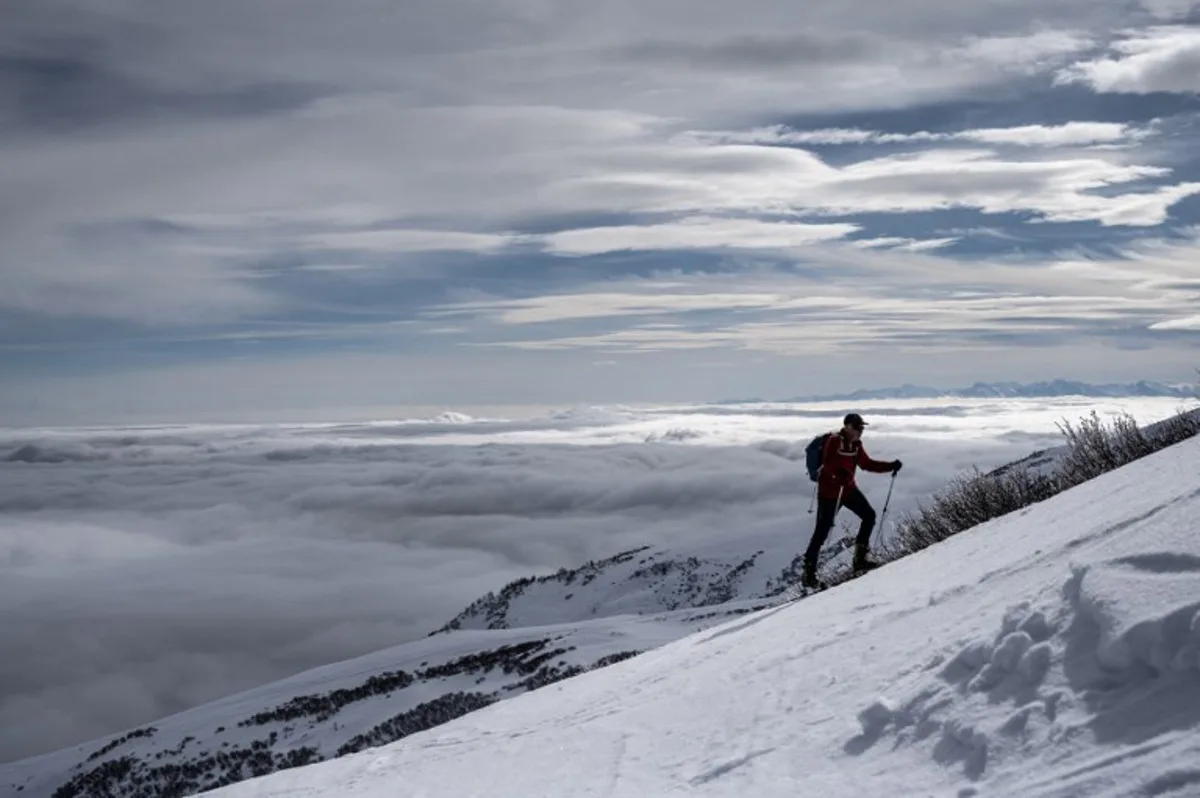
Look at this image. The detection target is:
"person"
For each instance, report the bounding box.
[802,412,901,589]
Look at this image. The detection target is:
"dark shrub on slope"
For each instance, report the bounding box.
[891,406,1199,558]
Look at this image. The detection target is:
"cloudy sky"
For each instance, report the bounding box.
[3,0,1200,423]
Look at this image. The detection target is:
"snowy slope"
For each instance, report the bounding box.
[432,520,856,633]
[0,604,776,798]
[202,436,1200,798]
[1,515,860,798]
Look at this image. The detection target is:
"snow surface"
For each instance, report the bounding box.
[200,437,1200,798]
[0,607,765,798]
[432,520,849,633]
[0,517,860,798]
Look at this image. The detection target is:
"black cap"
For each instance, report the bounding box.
[843,413,868,429]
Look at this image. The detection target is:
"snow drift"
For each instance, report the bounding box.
[197,437,1200,798]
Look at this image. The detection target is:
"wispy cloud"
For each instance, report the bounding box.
[435,231,1200,354]
[303,229,521,254]
[1149,314,1200,329]
[851,236,960,251]
[434,290,850,325]
[541,218,860,255]
[1056,26,1200,93]
[685,121,1147,147]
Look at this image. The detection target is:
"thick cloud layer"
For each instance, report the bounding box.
[0,397,1186,761]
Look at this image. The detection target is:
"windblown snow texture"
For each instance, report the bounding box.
[191,437,1200,798]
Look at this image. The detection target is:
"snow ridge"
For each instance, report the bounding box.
[432,532,857,634]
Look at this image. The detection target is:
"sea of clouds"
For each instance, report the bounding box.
[0,396,1187,761]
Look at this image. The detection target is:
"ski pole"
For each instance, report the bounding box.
[876,471,897,543]
[807,477,819,514]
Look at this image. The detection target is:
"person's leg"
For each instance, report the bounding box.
[840,486,878,566]
[803,497,838,581]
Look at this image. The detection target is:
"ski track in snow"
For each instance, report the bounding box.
[688,747,776,786]
[183,437,1200,798]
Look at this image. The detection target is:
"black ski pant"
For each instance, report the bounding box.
[805,485,876,569]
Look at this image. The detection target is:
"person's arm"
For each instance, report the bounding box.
[857,445,898,473]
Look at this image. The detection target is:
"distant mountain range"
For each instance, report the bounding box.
[757,380,1198,403]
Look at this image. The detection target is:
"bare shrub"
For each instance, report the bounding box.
[1056,411,1144,487]
[888,403,1198,560]
[1149,406,1200,449]
[892,465,1056,555]
[1057,409,1199,488]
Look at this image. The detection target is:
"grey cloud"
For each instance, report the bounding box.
[618,31,885,70]
[0,231,276,324]
[0,0,553,100]
[1055,25,1200,94]
[0,46,321,133]
[1,0,1194,377]
[0,0,1132,135]
[833,168,1055,199]
[1139,0,1200,21]
[0,2,323,135]
[1158,279,1200,290]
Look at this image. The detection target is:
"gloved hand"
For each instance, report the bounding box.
[891,460,903,474]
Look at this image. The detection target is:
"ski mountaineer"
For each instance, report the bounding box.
[802,413,901,590]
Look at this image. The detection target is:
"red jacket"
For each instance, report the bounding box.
[817,430,893,500]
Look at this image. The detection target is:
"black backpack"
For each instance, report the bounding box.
[805,432,832,482]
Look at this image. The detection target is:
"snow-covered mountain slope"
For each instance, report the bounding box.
[432,520,853,633]
[204,436,1200,798]
[0,514,859,798]
[0,604,770,798]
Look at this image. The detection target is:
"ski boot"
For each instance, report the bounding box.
[852,542,881,574]
[800,560,826,591]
